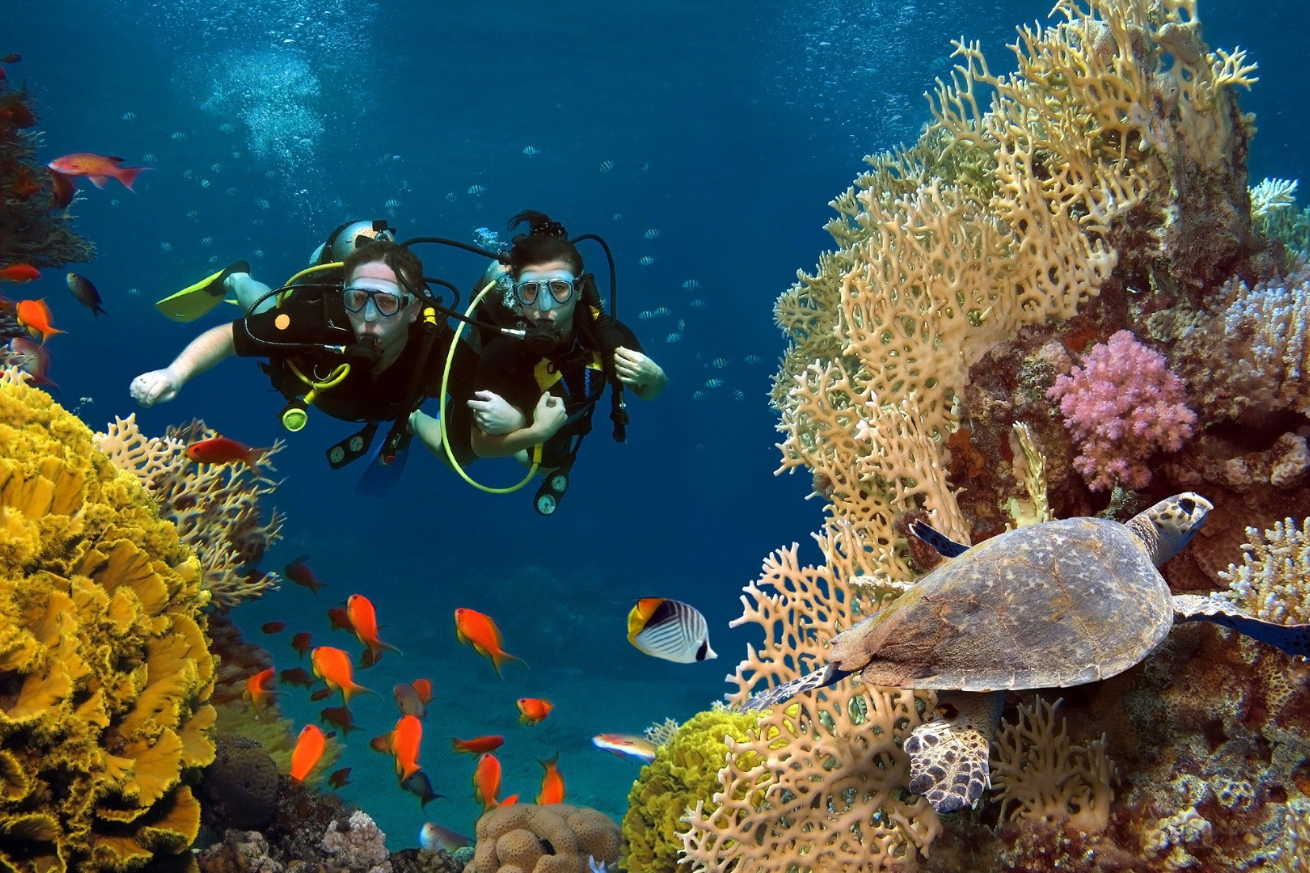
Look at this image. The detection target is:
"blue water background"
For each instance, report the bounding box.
[9,0,1308,851]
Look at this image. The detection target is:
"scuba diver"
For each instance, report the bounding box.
[130,226,476,495]
[423,209,665,515]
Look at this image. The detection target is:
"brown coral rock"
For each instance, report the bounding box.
[466,804,618,873]
[199,733,280,831]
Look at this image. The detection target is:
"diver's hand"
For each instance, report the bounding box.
[529,393,567,440]
[467,390,527,435]
[613,346,660,389]
[130,367,184,407]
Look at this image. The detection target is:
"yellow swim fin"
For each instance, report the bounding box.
[154,260,250,322]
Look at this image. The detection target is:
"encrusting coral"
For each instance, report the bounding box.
[95,414,284,609]
[0,369,215,871]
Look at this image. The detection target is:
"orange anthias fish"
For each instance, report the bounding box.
[186,436,267,474]
[47,153,148,191]
[454,608,526,677]
[0,264,40,283]
[472,753,509,812]
[451,735,504,755]
[15,299,65,343]
[346,594,402,667]
[311,645,374,707]
[371,714,423,781]
[517,697,553,726]
[536,754,566,804]
[289,724,326,782]
[242,667,278,713]
[285,556,324,593]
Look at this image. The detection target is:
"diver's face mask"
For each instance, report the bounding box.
[342,285,410,318]
[513,270,577,312]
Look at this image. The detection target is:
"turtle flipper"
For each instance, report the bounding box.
[908,520,970,558]
[903,690,1003,813]
[1172,594,1310,658]
[740,663,851,712]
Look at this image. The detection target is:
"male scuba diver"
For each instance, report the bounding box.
[433,209,665,515]
[131,226,476,495]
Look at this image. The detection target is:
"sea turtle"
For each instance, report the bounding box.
[743,493,1310,813]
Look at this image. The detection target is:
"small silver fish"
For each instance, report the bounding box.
[744,354,762,364]
[200,236,213,246]
[692,390,705,399]
[644,228,661,239]
[599,160,615,173]
[142,153,157,163]
[171,131,187,141]
[665,332,682,343]
[704,378,723,388]
[159,242,173,252]
[523,145,540,156]
[210,163,222,172]
[121,111,136,121]
[255,199,271,209]
[200,179,211,189]
[689,299,705,308]
[710,357,729,368]
[219,123,235,133]
[419,821,471,852]
[182,169,194,180]
[638,310,653,320]
[638,255,656,266]
[467,184,486,195]
[384,198,400,208]
[682,279,700,290]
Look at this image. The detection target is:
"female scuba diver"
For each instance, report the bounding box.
[130,235,476,495]
[412,209,665,515]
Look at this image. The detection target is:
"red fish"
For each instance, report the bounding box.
[0,265,40,283]
[517,697,553,726]
[347,593,401,667]
[327,767,352,790]
[451,735,504,755]
[454,608,525,677]
[371,714,423,781]
[47,153,148,191]
[261,621,287,634]
[4,337,55,390]
[15,299,65,343]
[186,436,266,473]
[279,666,314,688]
[285,556,323,593]
[472,753,507,812]
[536,754,566,804]
[326,606,352,631]
[309,687,333,702]
[48,169,75,208]
[310,645,374,707]
[289,724,326,782]
[411,678,433,703]
[290,631,313,658]
[242,667,277,713]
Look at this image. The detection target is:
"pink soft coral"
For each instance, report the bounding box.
[1046,330,1197,491]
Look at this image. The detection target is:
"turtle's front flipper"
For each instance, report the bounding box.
[903,690,1003,813]
[741,663,852,712]
[1172,594,1310,658]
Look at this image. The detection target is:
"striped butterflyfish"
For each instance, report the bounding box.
[626,598,716,663]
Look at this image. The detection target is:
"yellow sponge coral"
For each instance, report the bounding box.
[0,370,216,872]
[621,709,758,873]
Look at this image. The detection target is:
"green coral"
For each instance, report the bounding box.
[621,710,759,873]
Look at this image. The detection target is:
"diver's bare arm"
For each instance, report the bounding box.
[469,394,566,458]
[168,323,237,382]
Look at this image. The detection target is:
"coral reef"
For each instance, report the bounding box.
[321,809,391,873]
[682,0,1310,871]
[197,733,280,831]
[0,70,96,273]
[622,710,759,873]
[0,369,215,871]
[96,414,285,609]
[1218,516,1310,625]
[466,803,621,873]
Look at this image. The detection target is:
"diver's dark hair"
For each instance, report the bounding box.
[506,210,583,278]
[342,239,425,296]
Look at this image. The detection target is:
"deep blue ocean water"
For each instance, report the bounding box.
[9,0,1309,852]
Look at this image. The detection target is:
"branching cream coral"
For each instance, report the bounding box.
[96,414,284,609]
[1218,517,1310,626]
[990,696,1115,833]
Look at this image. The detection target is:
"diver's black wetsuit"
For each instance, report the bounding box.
[230,292,477,464]
[472,320,641,467]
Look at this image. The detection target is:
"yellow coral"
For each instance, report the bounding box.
[0,370,215,872]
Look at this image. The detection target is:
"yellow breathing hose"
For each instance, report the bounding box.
[437,280,541,493]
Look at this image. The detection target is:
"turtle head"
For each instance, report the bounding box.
[1128,492,1213,565]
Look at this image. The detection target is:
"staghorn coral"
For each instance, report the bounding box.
[1047,330,1197,491]
[990,696,1115,833]
[1217,516,1310,626]
[621,710,758,873]
[0,368,215,871]
[95,413,284,609]
[466,803,620,873]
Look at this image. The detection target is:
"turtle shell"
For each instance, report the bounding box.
[830,517,1175,692]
